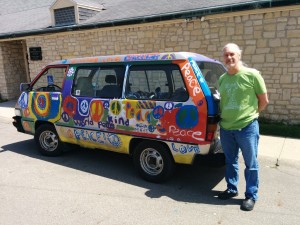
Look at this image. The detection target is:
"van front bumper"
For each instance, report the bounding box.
[12,116,25,133]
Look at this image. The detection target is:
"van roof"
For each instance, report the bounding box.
[50,52,220,65]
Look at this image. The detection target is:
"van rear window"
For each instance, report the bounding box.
[197,62,226,89]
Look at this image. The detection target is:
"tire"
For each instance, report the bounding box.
[133,141,175,183]
[34,124,63,156]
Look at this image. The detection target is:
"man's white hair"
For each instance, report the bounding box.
[222,43,242,56]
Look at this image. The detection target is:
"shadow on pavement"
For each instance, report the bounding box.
[2,139,239,206]
[0,100,17,108]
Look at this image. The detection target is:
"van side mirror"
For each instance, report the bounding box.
[20,83,30,92]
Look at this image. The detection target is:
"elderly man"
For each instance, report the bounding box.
[217,43,269,211]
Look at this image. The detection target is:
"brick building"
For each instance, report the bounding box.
[0,0,299,124]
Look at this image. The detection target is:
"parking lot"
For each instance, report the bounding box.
[1,101,300,225]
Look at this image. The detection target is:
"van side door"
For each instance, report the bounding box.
[18,66,67,133]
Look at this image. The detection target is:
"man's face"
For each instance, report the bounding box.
[223,47,241,69]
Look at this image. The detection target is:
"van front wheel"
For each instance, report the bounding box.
[133,141,175,183]
[34,124,63,156]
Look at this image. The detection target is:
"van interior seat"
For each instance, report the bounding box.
[97,75,121,98]
[205,71,213,81]
[76,77,94,96]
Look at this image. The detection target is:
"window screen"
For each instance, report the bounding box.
[54,7,75,26]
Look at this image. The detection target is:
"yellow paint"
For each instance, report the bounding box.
[26,92,62,123]
[56,126,131,154]
[173,154,194,164]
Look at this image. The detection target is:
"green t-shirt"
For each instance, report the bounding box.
[218,67,267,130]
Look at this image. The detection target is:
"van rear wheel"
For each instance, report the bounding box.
[133,141,175,183]
[34,124,63,156]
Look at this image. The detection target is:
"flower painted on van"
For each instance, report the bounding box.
[33,93,50,117]
[67,67,75,78]
[29,92,61,122]
[63,95,77,118]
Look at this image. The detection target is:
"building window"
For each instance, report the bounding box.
[54,7,75,26]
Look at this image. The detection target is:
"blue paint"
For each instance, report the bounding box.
[176,105,198,129]
[18,92,28,109]
[188,57,217,115]
[78,98,90,116]
[171,143,200,154]
[152,106,164,119]
[61,112,70,122]
[47,75,54,85]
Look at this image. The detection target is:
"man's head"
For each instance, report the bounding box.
[222,43,242,70]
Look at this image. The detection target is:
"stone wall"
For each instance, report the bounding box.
[0,43,8,100]
[24,6,300,124]
[0,41,27,100]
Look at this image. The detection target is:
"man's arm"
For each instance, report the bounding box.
[257,93,269,113]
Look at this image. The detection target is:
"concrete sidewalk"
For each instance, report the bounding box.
[1,99,300,165]
[0,100,16,122]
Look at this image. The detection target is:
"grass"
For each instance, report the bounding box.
[259,119,300,139]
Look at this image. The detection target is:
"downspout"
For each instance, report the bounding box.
[21,40,31,82]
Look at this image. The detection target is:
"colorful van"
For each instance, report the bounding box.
[13,52,225,182]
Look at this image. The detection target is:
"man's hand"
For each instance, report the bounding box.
[257,93,269,113]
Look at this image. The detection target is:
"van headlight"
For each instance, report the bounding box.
[15,108,22,116]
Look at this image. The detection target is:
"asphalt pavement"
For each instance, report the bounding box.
[1,99,300,225]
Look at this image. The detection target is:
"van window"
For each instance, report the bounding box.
[197,62,226,89]
[32,67,66,92]
[125,64,188,101]
[72,66,125,98]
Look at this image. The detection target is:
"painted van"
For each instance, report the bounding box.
[13,52,225,182]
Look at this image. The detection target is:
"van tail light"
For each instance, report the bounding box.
[206,115,219,142]
[206,131,215,142]
[206,124,217,141]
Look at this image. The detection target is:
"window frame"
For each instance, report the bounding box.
[125,63,188,102]
[71,65,126,98]
[30,65,68,92]
[54,6,76,26]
